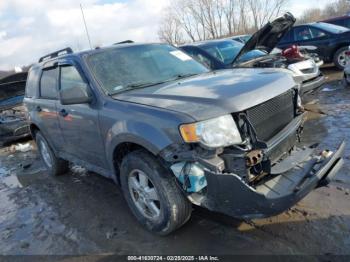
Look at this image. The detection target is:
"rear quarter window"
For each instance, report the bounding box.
[25,67,40,98]
[40,68,58,99]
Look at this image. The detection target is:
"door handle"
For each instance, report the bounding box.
[36,106,42,112]
[59,109,68,117]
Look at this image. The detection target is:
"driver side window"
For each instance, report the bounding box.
[294,26,312,41]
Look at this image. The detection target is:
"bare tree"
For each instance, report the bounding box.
[298,8,323,24]
[158,0,288,44]
[298,0,350,24]
[247,0,288,30]
[158,12,184,45]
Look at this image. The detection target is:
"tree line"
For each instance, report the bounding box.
[158,0,288,44]
[158,0,350,45]
[298,0,350,24]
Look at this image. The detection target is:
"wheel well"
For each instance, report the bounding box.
[333,44,349,59]
[29,124,40,138]
[113,142,155,182]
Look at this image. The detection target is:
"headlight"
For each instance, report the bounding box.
[179,115,242,148]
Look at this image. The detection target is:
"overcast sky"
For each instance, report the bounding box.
[0,0,334,70]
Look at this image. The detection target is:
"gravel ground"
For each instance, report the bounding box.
[0,66,349,257]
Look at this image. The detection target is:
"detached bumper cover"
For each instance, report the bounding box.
[200,141,345,219]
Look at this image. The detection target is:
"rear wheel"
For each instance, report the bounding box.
[35,131,69,176]
[333,47,348,69]
[120,150,192,235]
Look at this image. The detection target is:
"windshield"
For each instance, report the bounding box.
[313,22,349,34]
[238,35,251,43]
[200,40,265,65]
[200,41,243,65]
[86,44,209,95]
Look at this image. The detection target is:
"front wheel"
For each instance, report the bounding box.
[333,47,348,70]
[120,150,192,235]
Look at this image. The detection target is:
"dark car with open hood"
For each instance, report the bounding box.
[24,43,345,235]
[180,13,325,95]
[0,72,30,145]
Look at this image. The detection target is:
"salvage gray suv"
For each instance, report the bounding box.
[24,43,345,235]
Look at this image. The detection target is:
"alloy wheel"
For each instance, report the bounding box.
[128,169,161,220]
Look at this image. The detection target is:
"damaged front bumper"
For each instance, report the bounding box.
[198,141,345,219]
[300,74,325,95]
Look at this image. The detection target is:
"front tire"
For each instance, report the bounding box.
[333,47,348,70]
[35,131,69,176]
[120,150,192,235]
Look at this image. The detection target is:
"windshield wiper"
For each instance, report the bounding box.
[109,73,199,96]
[109,81,166,95]
[171,73,199,80]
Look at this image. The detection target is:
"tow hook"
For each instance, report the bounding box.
[245,150,263,167]
[321,149,333,158]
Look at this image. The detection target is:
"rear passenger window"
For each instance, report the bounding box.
[25,67,40,98]
[40,68,58,99]
[60,66,86,92]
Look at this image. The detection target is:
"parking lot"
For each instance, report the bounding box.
[0,66,349,256]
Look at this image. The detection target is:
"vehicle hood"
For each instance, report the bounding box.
[113,68,297,121]
[0,73,27,110]
[233,12,296,65]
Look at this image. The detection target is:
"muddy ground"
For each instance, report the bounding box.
[0,66,350,257]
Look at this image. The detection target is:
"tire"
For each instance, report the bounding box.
[120,150,192,235]
[35,131,69,176]
[333,47,348,70]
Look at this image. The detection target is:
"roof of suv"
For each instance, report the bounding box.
[35,42,152,67]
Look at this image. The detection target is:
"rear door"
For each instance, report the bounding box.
[56,63,107,168]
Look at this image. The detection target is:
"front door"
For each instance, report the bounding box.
[56,64,106,168]
[292,26,331,60]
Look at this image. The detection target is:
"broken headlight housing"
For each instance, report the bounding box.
[179,115,242,148]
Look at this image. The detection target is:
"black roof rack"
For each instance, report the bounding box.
[38,47,73,63]
[114,40,134,45]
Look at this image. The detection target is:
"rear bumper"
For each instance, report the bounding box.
[198,141,345,219]
[300,74,325,95]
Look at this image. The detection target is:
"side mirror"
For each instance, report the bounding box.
[60,83,92,105]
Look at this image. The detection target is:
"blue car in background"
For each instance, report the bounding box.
[230,34,251,44]
[180,13,325,95]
